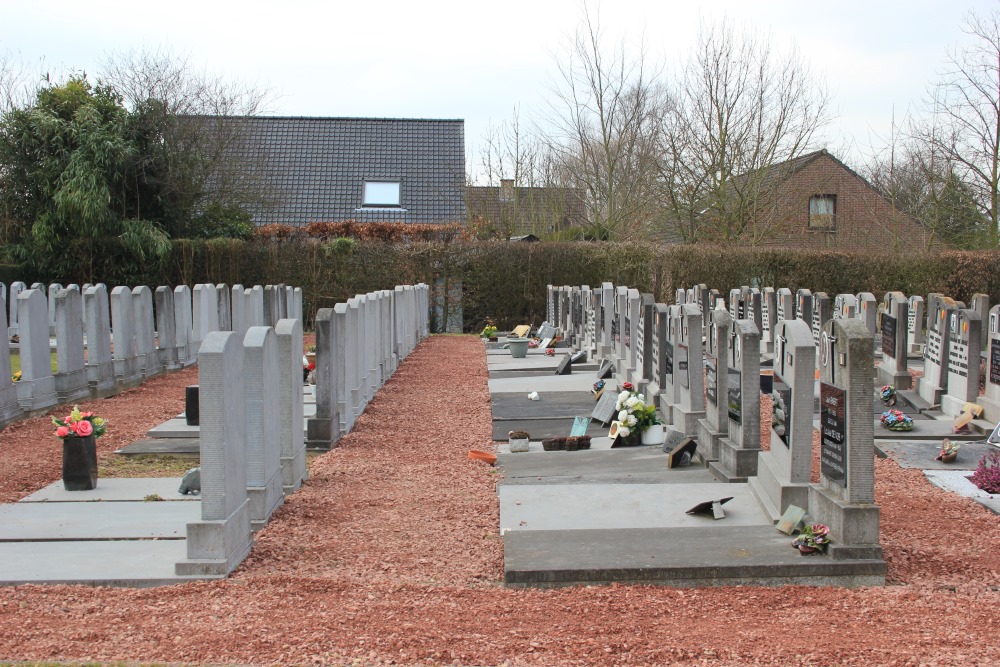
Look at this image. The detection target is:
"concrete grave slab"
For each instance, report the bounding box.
[491,391,600,420]
[0,501,198,540]
[116,438,200,456]
[21,478,195,502]
[489,374,604,394]
[492,418,607,441]
[499,447,716,485]
[876,439,992,470]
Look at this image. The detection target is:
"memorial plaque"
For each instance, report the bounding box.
[727,367,742,424]
[737,298,746,320]
[597,360,613,379]
[949,340,970,378]
[539,337,553,349]
[881,314,897,359]
[537,324,557,340]
[555,354,572,376]
[705,355,718,407]
[925,330,942,363]
[677,343,689,388]
[772,375,791,448]
[570,416,589,436]
[591,390,618,425]
[762,304,770,330]
[612,317,620,343]
[624,315,631,348]
[991,339,1000,385]
[664,340,674,384]
[819,382,847,487]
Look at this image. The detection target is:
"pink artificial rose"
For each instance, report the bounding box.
[56,426,70,437]
[75,420,94,437]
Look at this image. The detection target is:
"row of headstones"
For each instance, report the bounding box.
[0,281,303,426]
[176,319,308,576]
[177,282,430,576]
[547,284,882,561]
[307,284,431,450]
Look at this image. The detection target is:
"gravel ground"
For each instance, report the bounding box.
[1,335,1000,666]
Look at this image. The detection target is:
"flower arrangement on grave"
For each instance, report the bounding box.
[792,523,830,554]
[969,450,1000,494]
[880,409,913,431]
[481,324,497,339]
[879,385,897,407]
[11,370,20,383]
[53,405,107,440]
[303,356,315,382]
[545,348,555,357]
[528,339,540,348]
[613,385,660,439]
[935,438,961,462]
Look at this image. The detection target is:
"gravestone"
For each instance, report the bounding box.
[546,285,555,325]
[613,286,628,369]
[155,287,180,370]
[646,304,668,404]
[669,303,706,437]
[675,288,686,305]
[835,293,858,319]
[796,289,813,329]
[728,288,742,322]
[925,293,944,343]
[15,290,57,412]
[132,286,158,378]
[365,292,380,394]
[347,299,365,425]
[591,390,618,426]
[811,292,832,346]
[940,308,982,417]
[979,305,1000,422]
[749,318,816,522]
[84,285,115,397]
[216,284,232,332]
[709,318,761,482]
[775,288,794,328]
[632,293,655,394]
[696,309,732,466]
[621,289,640,382]
[760,287,777,355]
[582,285,595,357]
[53,288,89,404]
[263,285,280,327]
[292,287,304,324]
[243,326,284,530]
[47,283,62,336]
[8,281,25,338]
[877,292,910,390]
[176,331,253,576]
[971,293,990,353]
[809,318,883,563]
[598,282,614,357]
[0,296,21,425]
[917,299,958,407]
[857,292,877,341]
[110,286,141,389]
[747,288,763,345]
[907,295,925,356]
[658,305,682,425]
[246,286,265,328]
[173,285,195,366]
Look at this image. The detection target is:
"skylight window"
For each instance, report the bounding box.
[363,181,401,207]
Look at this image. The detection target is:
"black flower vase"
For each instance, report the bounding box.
[62,435,98,491]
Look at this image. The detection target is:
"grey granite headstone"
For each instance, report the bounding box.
[308,307,343,447]
[749,318,815,522]
[971,293,990,353]
[877,292,910,390]
[796,289,813,328]
[243,326,284,531]
[941,308,982,417]
[54,288,89,404]
[8,281,25,337]
[809,318,883,563]
[276,318,308,493]
[917,299,958,406]
[710,317,761,482]
[760,287,776,354]
[598,282,614,357]
[110,286,141,388]
[216,284,232,332]
[246,286,265,328]
[669,303,705,437]
[0,296,21,425]
[15,289,56,411]
[173,285,195,366]
[646,303,668,404]
[907,295,925,355]
[811,292,831,346]
[696,309,732,466]
[84,285,115,396]
[47,283,61,336]
[132,286,158,378]
[176,331,253,576]
[775,287,794,327]
[155,286,180,370]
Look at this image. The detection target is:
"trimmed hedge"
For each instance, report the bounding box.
[16,239,1000,332]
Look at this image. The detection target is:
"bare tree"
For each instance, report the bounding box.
[0,52,32,115]
[660,19,831,244]
[920,8,1000,246]
[544,7,665,240]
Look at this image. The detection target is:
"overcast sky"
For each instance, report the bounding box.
[1,0,996,182]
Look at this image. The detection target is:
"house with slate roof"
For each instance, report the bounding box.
[216,116,467,226]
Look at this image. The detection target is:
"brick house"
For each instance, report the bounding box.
[215,116,467,226]
[744,149,934,251]
[466,179,588,238]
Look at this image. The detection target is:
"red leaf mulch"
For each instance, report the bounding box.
[1,335,999,665]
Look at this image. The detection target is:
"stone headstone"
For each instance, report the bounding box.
[173,285,195,366]
[155,287,180,370]
[670,303,705,437]
[972,293,990,353]
[877,292,910,390]
[811,292,831,346]
[110,286,141,388]
[53,288,88,404]
[749,318,815,522]
[47,283,62,336]
[84,285,115,396]
[918,299,958,406]
[176,331,253,576]
[591,390,618,425]
[857,293,877,342]
[796,289,813,328]
[15,289,57,411]
[697,309,732,465]
[907,295,925,355]
[809,318,883,563]
[7,281,25,337]
[0,296,21,425]
[979,305,1000,422]
[646,303,668,404]
[216,284,232,332]
[132,286,158,378]
[775,288,794,327]
[243,326,284,530]
[710,318,761,482]
[940,308,982,417]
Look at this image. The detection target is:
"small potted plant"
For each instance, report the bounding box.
[53,405,107,491]
[935,438,960,463]
[481,323,498,341]
[791,523,830,555]
[508,429,530,453]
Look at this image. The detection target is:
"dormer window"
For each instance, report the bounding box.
[363,181,401,207]
[809,195,836,229]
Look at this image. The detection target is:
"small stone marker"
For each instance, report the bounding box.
[686,496,733,520]
[555,354,572,376]
[776,505,806,535]
[596,360,613,379]
[539,337,552,349]
[591,390,618,425]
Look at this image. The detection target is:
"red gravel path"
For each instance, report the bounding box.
[1,336,1000,666]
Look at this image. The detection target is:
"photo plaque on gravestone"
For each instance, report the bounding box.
[772,377,791,448]
[727,367,741,424]
[881,314,897,359]
[591,391,618,425]
[819,382,847,487]
[678,343,689,388]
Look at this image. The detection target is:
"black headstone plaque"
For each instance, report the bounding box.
[612,317,620,343]
[727,367,742,424]
[678,343,689,388]
[664,341,674,384]
[591,390,618,425]
[555,354,572,375]
[738,298,746,320]
[881,314,897,359]
[991,339,1000,385]
[705,355,718,406]
[597,360,614,379]
[820,382,847,487]
[772,375,791,448]
[624,315,631,348]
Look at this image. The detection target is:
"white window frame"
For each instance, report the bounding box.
[362,180,402,208]
[808,195,836,230]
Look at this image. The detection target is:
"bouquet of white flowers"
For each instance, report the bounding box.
[613,384,660,438]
